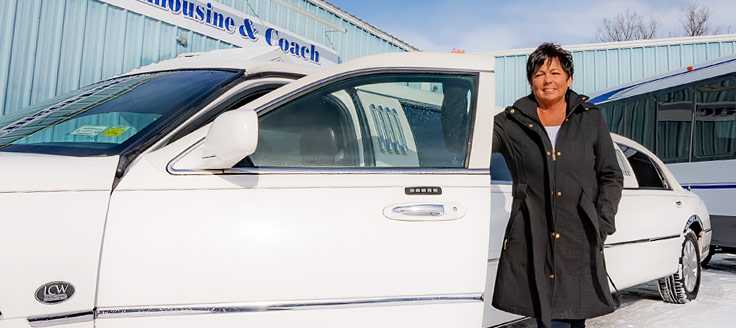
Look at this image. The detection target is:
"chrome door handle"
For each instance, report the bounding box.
[674,201,683,207]
[392,204,444,217]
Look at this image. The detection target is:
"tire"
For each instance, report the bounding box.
[701,245,715,267]
[657,230,701,303]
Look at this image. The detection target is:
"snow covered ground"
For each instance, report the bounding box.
[500,253,736,327]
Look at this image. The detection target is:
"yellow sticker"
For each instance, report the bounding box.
[101,125,130,137]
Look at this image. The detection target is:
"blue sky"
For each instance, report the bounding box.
[327,0,736,53]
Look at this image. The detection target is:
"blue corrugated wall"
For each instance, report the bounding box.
[213,0,405,61]
[0,0,407,117]
[494,40,736,107]
[0,0,237,116]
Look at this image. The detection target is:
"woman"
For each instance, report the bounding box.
[491,43,623,328]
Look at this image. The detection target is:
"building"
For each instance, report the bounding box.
[0,0,417,117]
[486,34,736,107]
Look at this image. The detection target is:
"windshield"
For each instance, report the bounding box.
[0,69,240,156]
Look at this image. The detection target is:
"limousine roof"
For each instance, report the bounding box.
[117,47,320,78]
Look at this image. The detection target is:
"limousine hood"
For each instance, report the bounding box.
[0,153,119,192]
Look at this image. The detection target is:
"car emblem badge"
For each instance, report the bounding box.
[35,282,75,304]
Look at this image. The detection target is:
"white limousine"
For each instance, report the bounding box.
[0,49,710,328]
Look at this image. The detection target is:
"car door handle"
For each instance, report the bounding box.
[392,204,444,216]
[383,203,466,221]
[674,200,683,207]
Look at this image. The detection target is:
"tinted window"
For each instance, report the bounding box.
[625,96,656,150]
[0,70,239,156]
[619,144,668,189]
[601,97,656,152]
[599,102,625,135]
[238,73,477,168]
[693,77,736,161]
[657,87,692,163]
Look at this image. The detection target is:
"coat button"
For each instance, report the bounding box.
[510,109,515,114]
[546,151,551,156]
[585,108,590,111]
[557,191,562,196]
[556,151,561,156]
[528,123,533,128]
[555,233,560,239]
[549,274,555,279]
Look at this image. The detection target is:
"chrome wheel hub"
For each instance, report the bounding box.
[682,240,699,292]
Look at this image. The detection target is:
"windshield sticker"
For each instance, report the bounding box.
[0,73,162,146]
[101,125,130,137]
[69,125,108,136]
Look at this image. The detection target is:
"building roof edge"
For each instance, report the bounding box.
[479,34,736,57]
[311,0,421,52]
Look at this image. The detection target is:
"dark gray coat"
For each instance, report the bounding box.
[491,91,623,327]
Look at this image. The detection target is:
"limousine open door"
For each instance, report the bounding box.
[96,53,496,327]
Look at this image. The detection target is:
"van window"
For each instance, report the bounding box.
[657,87,693,163]
[693,77,736,161]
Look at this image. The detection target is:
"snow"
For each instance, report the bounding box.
[500,253,736,327]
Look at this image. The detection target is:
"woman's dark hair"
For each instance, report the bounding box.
[526,43,574,83]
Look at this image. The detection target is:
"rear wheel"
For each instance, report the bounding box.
[657,230,701,303]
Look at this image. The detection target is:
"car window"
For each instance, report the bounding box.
[237,73,477,168]
[0,70,240,156]
[614,146,631,176]
[618,144,670,189]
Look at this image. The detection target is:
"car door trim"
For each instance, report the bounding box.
[26,294,482,326]
[95,294,482,319]
[603,234,681,248]
[222,167,491,175]
[167,140,491,175]
[27,310,94,327]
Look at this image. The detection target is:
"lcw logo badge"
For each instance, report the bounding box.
[35,282,75,304]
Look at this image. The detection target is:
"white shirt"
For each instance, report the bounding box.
[545,125,561,147]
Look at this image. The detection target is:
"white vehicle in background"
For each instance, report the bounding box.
[0,48,712,328]
[485,133,712,327]
[589,53,736,261]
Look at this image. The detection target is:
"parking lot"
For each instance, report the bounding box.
[501,253,736,328]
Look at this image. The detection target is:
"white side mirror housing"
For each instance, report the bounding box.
[177,108,258,170]
[202,108,258,162]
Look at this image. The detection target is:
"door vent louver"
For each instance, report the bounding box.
[370,104,408,155]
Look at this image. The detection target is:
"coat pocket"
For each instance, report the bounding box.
[578,191,603,247]
[503,183,527,251]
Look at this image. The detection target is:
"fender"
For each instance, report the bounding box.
[684,214,703,235]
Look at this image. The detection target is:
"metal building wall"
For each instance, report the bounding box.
[0,0,411,117]
[492,36,736,107]
[213,0,408,62]
[0,0,236,116]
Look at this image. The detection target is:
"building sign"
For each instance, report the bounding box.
[99,0,339,66]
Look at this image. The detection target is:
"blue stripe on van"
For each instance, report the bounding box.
[590,57,736,104]
[683,184,736,190]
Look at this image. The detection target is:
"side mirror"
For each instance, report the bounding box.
[179,109,258,170]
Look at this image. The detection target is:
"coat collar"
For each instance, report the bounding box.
[509,90,591,123]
